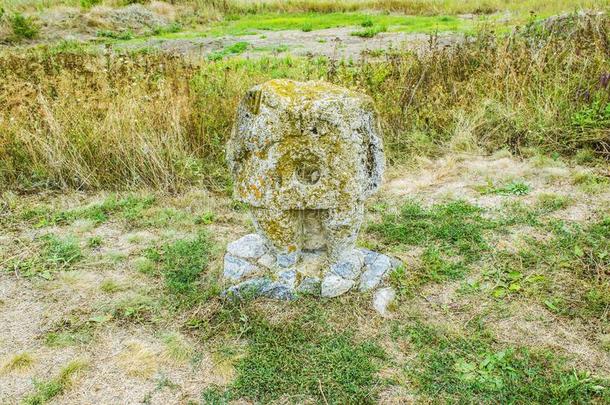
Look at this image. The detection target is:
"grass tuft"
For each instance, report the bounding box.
[23,360,88,405]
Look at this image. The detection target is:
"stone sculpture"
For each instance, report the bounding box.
[223,79,400,311]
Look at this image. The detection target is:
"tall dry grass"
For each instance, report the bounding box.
[1,14,608,192]
[190,0,608,17]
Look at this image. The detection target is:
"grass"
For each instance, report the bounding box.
[207,41,249,61]
[396,321,610,403]
[4,233,87,279]
[368,200,496,296]
[146,231,216,301]
[203,12,474,36]
[2,0,606,16]
[8,12,39,40]
[475,180,532,196]
[201,303,387,403]
[1,352,34,373]
[22,360,88,405]
[21,194,156,227]
[369,200,495,261]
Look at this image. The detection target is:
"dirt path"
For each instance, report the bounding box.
[123,28,463,59]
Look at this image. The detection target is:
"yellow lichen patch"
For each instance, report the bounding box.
[249,183,262,200]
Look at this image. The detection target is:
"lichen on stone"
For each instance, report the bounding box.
[224,79,395,309]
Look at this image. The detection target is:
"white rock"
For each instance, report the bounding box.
[227,233,267,259]
[257,253,276,268]
[373,287,396,317]
[223,254,258,281]
[321,274,355,298]
[359,249,394,291]
[330,249,364,280]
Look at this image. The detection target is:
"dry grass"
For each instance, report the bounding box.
[1,13,609,192]
[4,0,607,17]
[191,0,609,16]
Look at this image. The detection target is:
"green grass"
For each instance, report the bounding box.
[351,24,387,37]
[369,200,495,261]
[207,41,250,61]
[9,12,39,40]
[483,215,610,320]
[21,194,156,228]
[41,234,82,269]
[195,12,475,37]
[202,304,386,404]
[146,231,215,301]
[395,321,609,403]
[476,180,532,196]
[23,360,88,405]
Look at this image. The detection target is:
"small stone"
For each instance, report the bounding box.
[296,276,321,295]
[257,253,276,269]
[373,287,396,317]
[277,252,298,268]
[223,277,271,299]
[321,274,355,298]
[223,254,258,281]
[277,269,297,287]
[330,250,364,280]
[262,282,295,300]
[358,249,394,291]
[227,233,267,260]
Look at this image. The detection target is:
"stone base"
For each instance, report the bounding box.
[222,233,401,314]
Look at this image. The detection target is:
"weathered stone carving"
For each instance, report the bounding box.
[223,79,399,309]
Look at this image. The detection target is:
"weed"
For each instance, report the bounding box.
[22,195,156,228]
[79,0,101,9]
[23,360,88,405]
[152,22,182,36]
[134,256,156,275]
[112,294,157,324]
[351,24,386,37]
[44,313,97,347]
[361,17,374,27]
[536,193,571,212]
[100,279,122,293]
[161,332,194,363]
[87,236,103,248]
[571,98,610,129]
[572,171,609,194]
[194,211,215,225]
[476,180,531,196]
[9,13,39,40]
[42,235,82,269]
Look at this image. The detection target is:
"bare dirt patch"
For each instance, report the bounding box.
[129,28,462,60]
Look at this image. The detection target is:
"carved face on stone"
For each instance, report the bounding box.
[227,79,385,211]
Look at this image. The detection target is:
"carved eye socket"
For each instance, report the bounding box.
[296,164,321,185]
